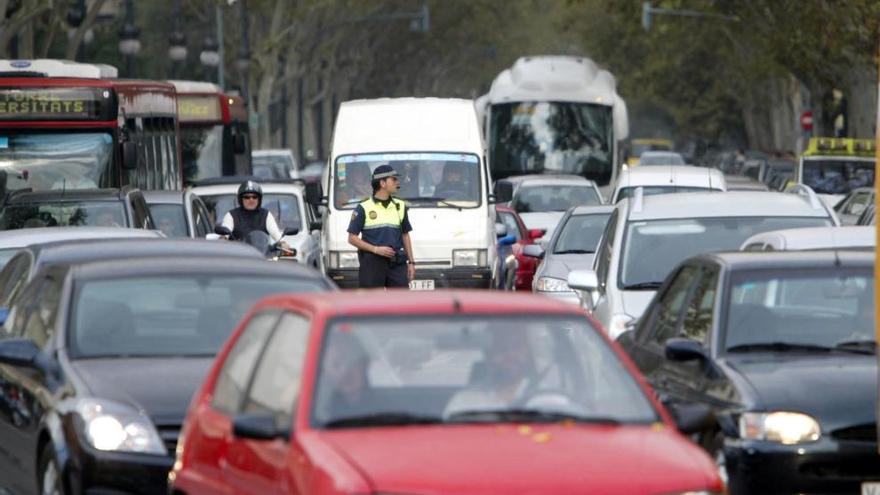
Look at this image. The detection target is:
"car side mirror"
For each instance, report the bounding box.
[498,234,516,247]
[214,225,232,237]
[665,338,708,362]
[305,182,325,206]
[492,182,513,203]
[122,142,138,170]
[233,412,289,441]
[0,338,41,367]
[282,226,299,236]
[495,222,507,237]
[568,269,600,309]
[522,244,544,259]
[528,228,546,240]
[667,402,714,435]
[233,133,247,154]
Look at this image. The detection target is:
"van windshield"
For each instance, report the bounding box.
[334,152,481,209]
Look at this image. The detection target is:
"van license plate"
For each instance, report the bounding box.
[409,280,434,290]
[861,482,880,495]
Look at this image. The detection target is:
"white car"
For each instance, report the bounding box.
[252,149,300,180]
[192,180,322,269]
[567,188,840,339]
[498,174,604,241]
[740,225,874,251]
[611,165,726,203]
[637,151,685,166]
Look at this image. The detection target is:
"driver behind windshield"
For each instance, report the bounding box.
[434,163,469,200]
[444,328,536,417]
[336,163,372,206]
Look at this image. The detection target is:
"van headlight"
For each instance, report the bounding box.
[739,411,821,444]
[453,249,487,267]
[75,399,166,455]
[329,251,359,269]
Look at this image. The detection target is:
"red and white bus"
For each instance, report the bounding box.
[171,80,252,184]
[0,59,182,194]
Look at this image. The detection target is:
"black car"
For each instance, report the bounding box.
[0,237,263,322]
[0,256,334,494]
[142,190,215,238]
[0,187,155,230]
[618,250,878,494]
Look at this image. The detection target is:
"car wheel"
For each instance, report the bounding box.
[38,445,63,495]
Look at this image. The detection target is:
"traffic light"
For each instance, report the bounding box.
[642,1,652,31]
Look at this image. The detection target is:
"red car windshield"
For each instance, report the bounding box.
[312,315,658,428]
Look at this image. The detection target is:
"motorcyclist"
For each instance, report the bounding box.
[220,180,292,253]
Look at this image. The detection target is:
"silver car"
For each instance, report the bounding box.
[529,205,613,304]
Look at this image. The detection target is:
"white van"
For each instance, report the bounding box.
[308,98,506,289]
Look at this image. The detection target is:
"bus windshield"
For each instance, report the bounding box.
[181,124,223,183]
[0,132,113,192]
[489,101,613,185]
[333,152,481,209]
[802,159,875,195]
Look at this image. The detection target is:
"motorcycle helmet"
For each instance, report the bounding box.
[237,180,263,208]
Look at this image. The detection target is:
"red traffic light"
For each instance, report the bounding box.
[800,111,813,132]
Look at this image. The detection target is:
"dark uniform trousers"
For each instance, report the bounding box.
[358,251,408,288]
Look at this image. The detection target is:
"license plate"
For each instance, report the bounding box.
[409,279,435,290]
[862,482,880,495]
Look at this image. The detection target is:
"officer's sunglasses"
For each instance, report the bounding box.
[241,194,259,200]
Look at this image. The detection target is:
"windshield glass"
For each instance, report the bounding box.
[253,154,296,180]
[553,213,610,254]
[334,152,481,209]
[201,193,302,233]
[489,102,613,186]
[0,132,113,192]
[181,124,223,183]
[638,153,684,166]
[0,201,125,229]
[620,216,829,288]
[70,275,324,358]
[725,267,873,351]
[312,315,657,428]
[512,184,601,213]
[615,186,717,202]
[802,159,875,195]
[148,203,188,238]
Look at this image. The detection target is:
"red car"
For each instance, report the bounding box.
[170,291,723,495]
[496,205,544,290]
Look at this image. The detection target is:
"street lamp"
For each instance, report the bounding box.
[168,31,187,63]
[200,36,220,82]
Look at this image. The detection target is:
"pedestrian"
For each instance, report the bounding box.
[347,164,415,288]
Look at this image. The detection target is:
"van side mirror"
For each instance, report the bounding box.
[305,182,325,206]
[122,142,138,170]
[282,227,299,236]
[232,412,289,440]
[0,338,40,367]
[492,182,513,203]
[233,133,247,154]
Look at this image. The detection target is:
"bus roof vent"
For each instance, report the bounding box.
[0,59,117,79]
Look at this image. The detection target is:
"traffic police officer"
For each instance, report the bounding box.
[347,164,415,288]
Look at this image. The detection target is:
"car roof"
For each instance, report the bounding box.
[623,191,830,221]
[500,174,590,184]
[617,166,725,189]
[5,188,133,203]
[24,238,262,267]
[68,255,328,281]
[740,226,875,250]
[0,227,161,249]
[697,249,874,271]
[141,190,187,204]
[260,290,585,318]
[570,204,615,215]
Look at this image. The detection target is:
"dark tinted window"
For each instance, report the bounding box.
[645,265,699,347]
[512,185,601,213]
[212,311,280,415]
[0,201,126,229]
[553,213,610,254]
[20,270,64,348]
[681,265,719,345]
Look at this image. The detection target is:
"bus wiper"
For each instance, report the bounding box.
[727,342,834,353]
[446,408,620,425]
[323,412,442,428]
[622,281,662,290]
[403,196,461,209]
[833,339,876,354]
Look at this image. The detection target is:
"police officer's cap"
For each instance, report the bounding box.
[372,165,400,180]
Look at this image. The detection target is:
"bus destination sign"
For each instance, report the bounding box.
[0,87,114,121]
[177,95,222,122]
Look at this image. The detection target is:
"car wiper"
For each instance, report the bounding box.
[833,339,876,355]
[622,281,662,290]
[403,196,461,209]
[323,412,442,428]
[445,408,620,425]
[553,249,594,255]
[727,342,834,353]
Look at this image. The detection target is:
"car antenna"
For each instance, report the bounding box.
[830,228,841,267]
